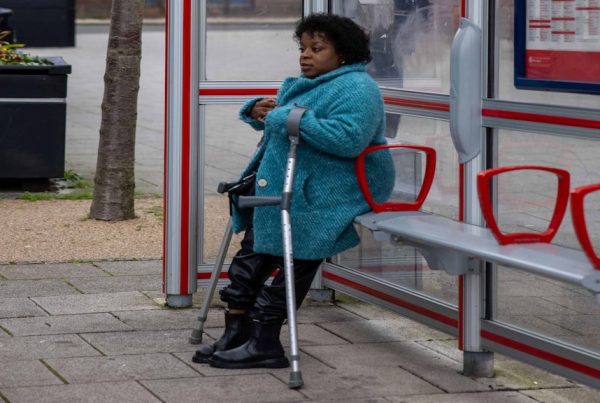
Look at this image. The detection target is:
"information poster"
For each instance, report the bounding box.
[515,0,600,93]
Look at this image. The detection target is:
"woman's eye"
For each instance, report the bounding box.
[312,47,321,52]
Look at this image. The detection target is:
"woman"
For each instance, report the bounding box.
[193,13,394,369]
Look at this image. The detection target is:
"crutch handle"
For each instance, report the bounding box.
[237,195,281,209]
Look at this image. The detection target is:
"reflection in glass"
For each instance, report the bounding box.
[498,129,600,250]
[333,0,461,93]
[496,267,600,355]
[386,114,459,218]
[494,169,560,239]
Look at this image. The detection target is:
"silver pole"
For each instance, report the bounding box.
[281,138,303,389]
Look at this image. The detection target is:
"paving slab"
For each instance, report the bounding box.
[141,374,304,403]
[296,303,364,324]
[45,353,200,383]
[308,398,389,403]
[93,260,162,276]
[0,263,108,280]
[113,308,208,331]
[317,318,449,343]
[505,315,587,338]
[0,297,49,319]
[80,329,198,355]
[497,278,578,298]
[0,279,80,298]
[385,391,538,402]
[0,313,132,336]
[304,340,488,394]
[272,346,442,400]
[0,360,63,388]
[523,386,600,402]
[388,342,491,393]
[1,381,161,403]
[488,359,577,390]
[0,334,100,361]
[497,296,580,317]
[31,291,159,315]
[336,300,421,320]
[539,293,600,315]
[416,339,465,362]
[67,275,162,293]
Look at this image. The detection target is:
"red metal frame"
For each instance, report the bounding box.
[477,166,570,245]
[570,183,600,269]
[482,109,600,130]
[356,144,436,213]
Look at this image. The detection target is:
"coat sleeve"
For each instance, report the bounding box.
[239,97,265,131]
[298,77,385,158]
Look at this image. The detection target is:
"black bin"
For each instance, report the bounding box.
[0,57,71,179]
[0,0,75,47]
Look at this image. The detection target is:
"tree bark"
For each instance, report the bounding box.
[90,0,144,221]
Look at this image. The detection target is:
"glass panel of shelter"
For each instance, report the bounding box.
[332,0,461,305]
[200,1,463,306]
[493,128,600,355]
[486,2,600,358]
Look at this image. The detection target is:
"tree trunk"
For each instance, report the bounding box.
[90,0,144,221]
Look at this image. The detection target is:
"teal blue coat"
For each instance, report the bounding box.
[234,63,394,260]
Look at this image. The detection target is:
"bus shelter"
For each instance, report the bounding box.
[164,0,600,388]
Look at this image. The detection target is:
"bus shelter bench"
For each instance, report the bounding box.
[354,211,600,301]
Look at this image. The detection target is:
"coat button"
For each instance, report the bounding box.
[257,178,268,187]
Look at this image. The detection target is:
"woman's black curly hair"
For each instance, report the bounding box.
[294,13,372,65]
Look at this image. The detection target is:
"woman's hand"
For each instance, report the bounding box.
[249,98,277,122]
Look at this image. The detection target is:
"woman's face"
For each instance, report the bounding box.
[298,32,343,78]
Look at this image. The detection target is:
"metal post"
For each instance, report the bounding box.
[462,0,494,377]
[164,0,200,308]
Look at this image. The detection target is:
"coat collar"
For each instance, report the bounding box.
[278,63,367,105]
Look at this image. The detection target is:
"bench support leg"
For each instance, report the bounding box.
[463,351,494,377]
[462,266,494,377]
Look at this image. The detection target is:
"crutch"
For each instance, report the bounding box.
[189,173,256,345]
[237,106,308,389]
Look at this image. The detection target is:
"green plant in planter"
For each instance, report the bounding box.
[0,31,50,66]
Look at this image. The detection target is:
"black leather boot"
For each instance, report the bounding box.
[207,319,289,369]
[192,311,250,364]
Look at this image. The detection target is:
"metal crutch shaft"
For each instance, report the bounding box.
[282,107,306,389]
[281,177,303,386]
[189,218,233,344]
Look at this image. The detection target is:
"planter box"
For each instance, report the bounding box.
[1,0,75,47]
[0,57,71,179]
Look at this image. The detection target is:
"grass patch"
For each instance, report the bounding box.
[19,170,93,201]
[17,170,161,202]
[20,190,94,201]
[63,169,91,189]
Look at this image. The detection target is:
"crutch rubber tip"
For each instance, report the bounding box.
[288,371,303,389]
[189,330,203,344]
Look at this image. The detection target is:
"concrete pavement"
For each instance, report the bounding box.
[2,259,600,402]
[2,23,600,402]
